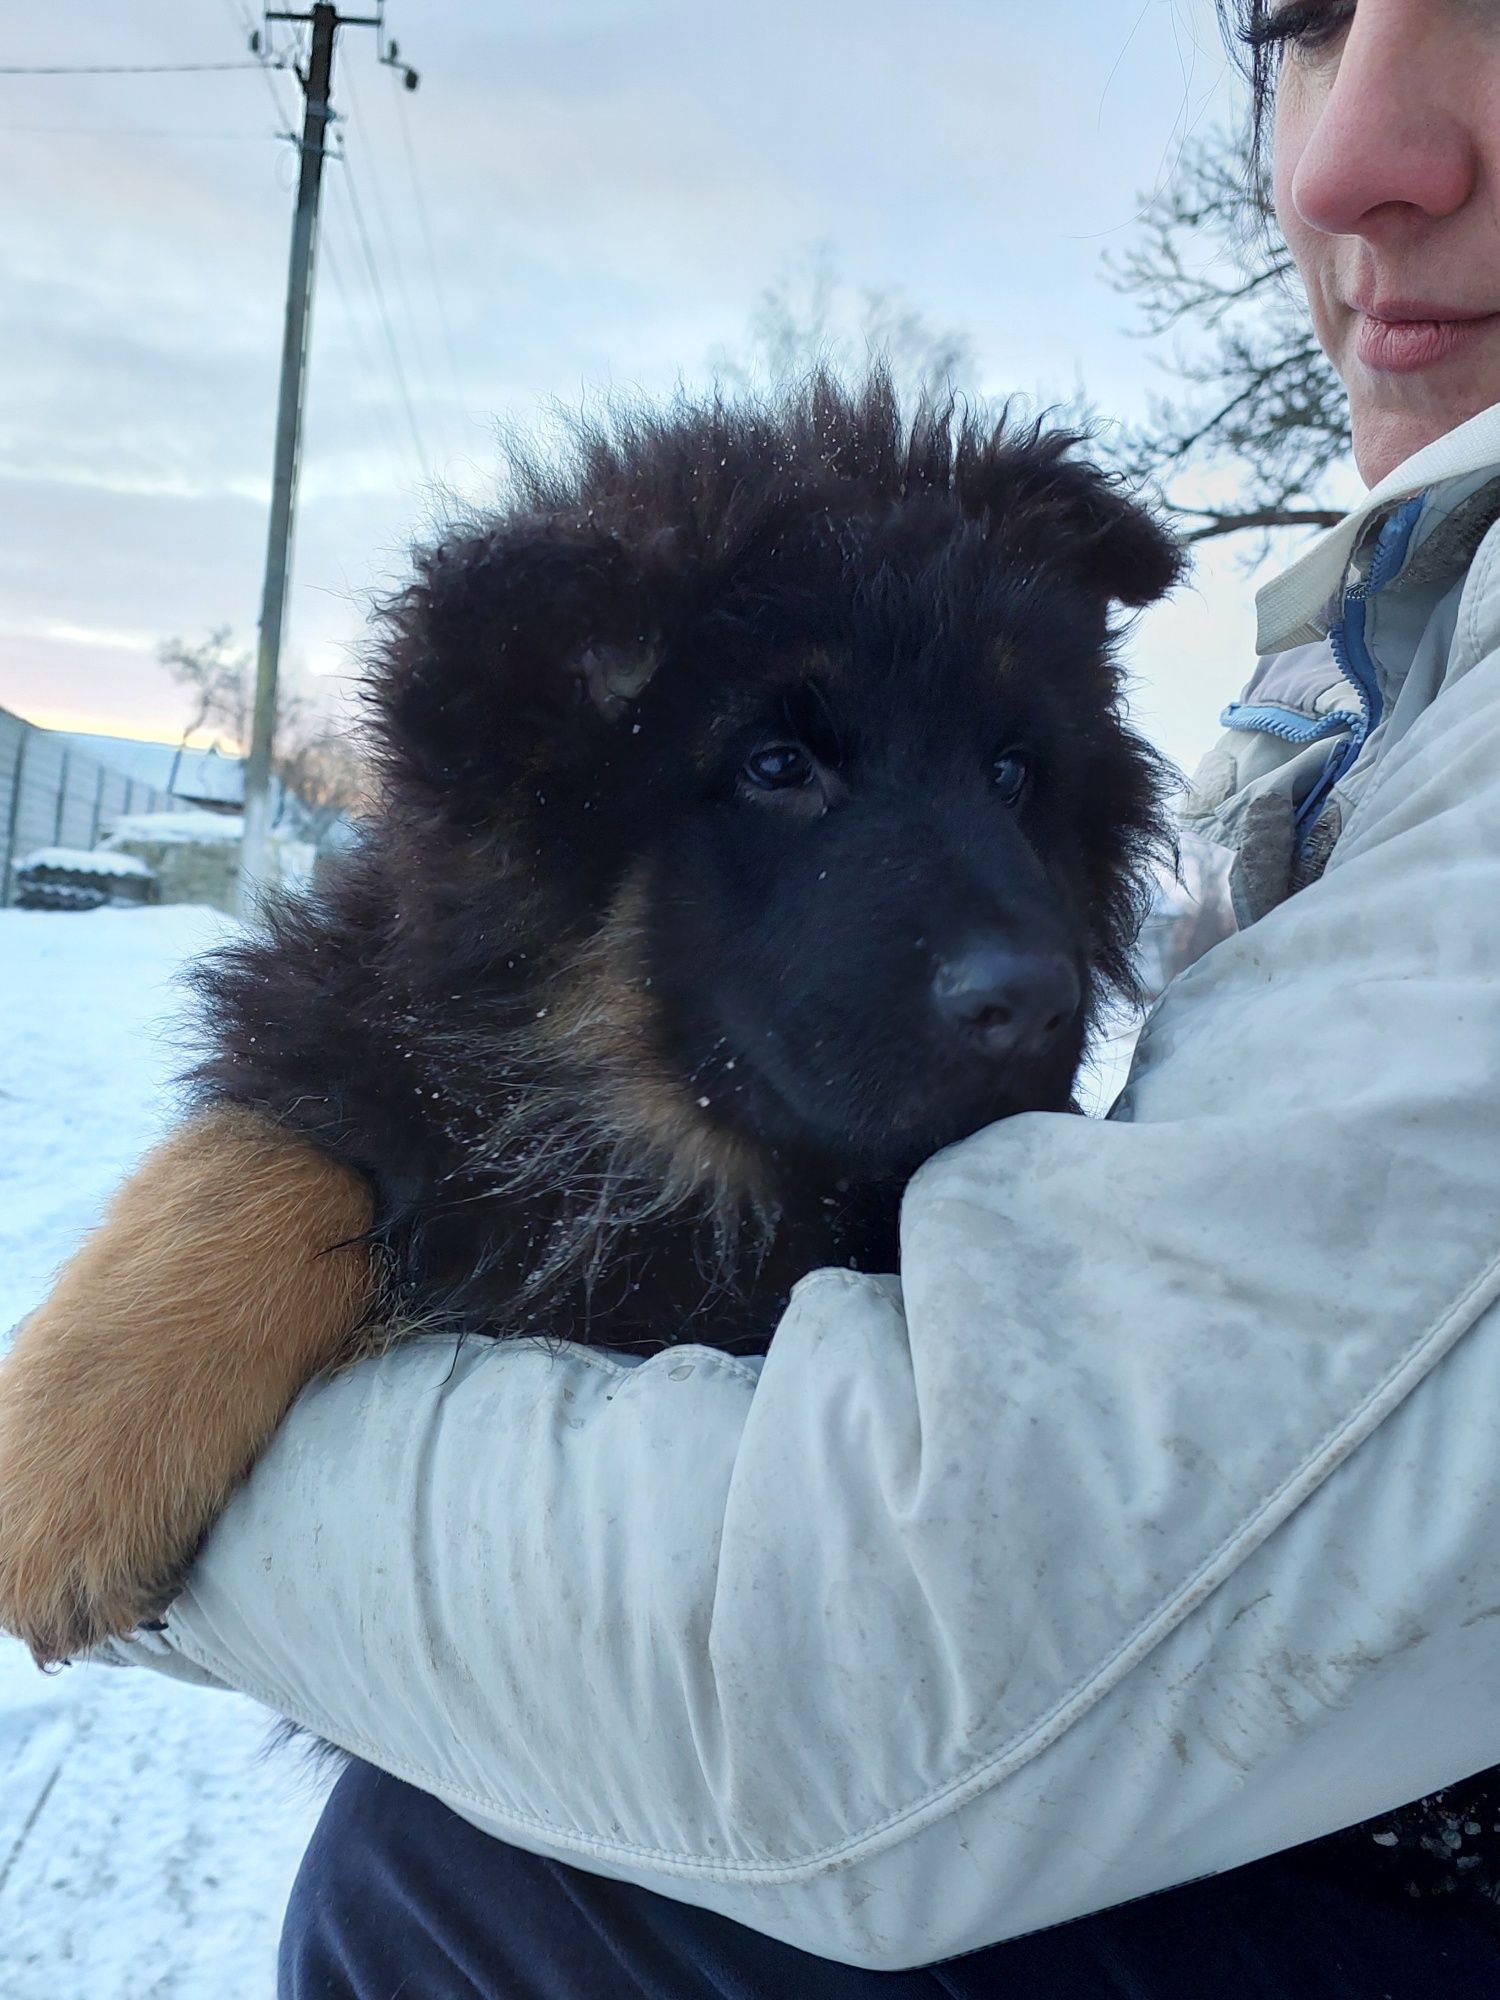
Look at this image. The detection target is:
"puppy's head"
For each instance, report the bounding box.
[370,376,1181,1186]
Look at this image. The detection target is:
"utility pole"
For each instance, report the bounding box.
[237,4,417,917]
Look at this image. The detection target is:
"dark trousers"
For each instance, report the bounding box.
[280,1760,1500,2000]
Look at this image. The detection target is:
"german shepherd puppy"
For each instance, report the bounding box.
[0,374,1179,1667]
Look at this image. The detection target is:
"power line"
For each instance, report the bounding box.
[332,138,431,476]
[217,1,410,486]
[221,0,441,483]
[0,60,289,76]
[0,124,276,138]
[219,0,297,128]
[219,0,266,44]
[338,61,443,448]
[391,70,467,425]
[320,228,416,485]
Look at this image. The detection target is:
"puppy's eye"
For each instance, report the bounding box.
[991,750,1031,807]
[743,743,816,790]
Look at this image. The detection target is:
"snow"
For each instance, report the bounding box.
[17,846,155,881]
[0,906,327,1999]
[104,809,244,846]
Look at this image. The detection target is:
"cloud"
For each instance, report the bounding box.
[0,0,1261,761]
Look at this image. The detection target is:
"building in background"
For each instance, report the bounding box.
[0,708,316,912]
[46,731,246,815]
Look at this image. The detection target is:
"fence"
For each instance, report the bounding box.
[0,706,183,907]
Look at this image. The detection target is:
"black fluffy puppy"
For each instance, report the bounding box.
[0,372,1180,1671]
[193,373,1180,1354]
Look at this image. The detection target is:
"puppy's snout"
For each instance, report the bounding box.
[931,944,1081,1059]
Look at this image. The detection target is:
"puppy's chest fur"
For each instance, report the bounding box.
[378,1160,899,1356]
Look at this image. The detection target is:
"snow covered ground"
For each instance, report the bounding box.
[0,906,328,2000]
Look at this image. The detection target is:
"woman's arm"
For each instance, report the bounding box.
[100,641,1500,1970]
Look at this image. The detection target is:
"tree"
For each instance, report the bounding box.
[271,720,370,838]
[158,629,368,839]
[1105,129,1353,544]
[713,245,974,405]
[161,626,253,746]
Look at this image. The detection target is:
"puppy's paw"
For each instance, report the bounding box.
[0,1522,173,1669]
[0,1112,376,1669]
[0,1376,189,1666]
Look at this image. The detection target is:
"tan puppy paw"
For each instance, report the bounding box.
[0,1110,375,1666]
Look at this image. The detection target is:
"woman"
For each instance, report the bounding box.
[101,2,1500,1992]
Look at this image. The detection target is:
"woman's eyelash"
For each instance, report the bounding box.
[1243,1,1355,52]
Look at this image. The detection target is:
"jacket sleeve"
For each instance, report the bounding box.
[109,639,1500,1971]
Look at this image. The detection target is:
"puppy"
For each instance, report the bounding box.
[0,373,1179,1667]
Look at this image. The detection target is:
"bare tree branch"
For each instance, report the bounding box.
[712,246,975,405]
[1104,128,1353,543]
[158,628,251,746]
[158,630,368,837]
[1177,506,1346,542]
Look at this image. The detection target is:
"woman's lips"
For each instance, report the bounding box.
[1354,308,1500,374]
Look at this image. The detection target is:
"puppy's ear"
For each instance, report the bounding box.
[370,525,660,796]
[1045,461,1183,609]
[971,432,1184,610]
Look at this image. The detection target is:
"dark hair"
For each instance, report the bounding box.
[1216,1,1277,168]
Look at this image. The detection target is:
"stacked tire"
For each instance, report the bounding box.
[14,848,157,912]
[17,877,111,912]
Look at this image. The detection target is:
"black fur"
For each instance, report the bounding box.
[191,373,1179,1354]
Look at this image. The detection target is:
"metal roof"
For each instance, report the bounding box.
[51,732,245,807]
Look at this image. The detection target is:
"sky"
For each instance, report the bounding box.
[0,0,1362,777]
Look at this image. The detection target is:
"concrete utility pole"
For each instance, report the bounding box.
[237,3,416,916]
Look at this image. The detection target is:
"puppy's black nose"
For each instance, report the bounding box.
[931,946,1081,1057]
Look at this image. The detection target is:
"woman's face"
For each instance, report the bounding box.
[1273,0,1500,484]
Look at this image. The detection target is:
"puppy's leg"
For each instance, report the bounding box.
[0,1109,375,1665]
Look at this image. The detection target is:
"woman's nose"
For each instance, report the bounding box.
[1287,4,1481,240]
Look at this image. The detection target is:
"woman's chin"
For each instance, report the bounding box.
[1350,381,1500,486]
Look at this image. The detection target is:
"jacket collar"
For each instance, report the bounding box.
[1255,400,1500,654]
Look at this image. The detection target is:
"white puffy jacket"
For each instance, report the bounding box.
[113,404,1500,1971]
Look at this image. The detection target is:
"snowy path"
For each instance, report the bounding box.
[0,908,326,1999]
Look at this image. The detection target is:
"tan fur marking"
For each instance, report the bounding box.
[541,868,768,1207]
[0,1110,374,1664]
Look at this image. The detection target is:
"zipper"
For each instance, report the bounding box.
[1221,701,1355,746]
[1291,496,1427,844]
